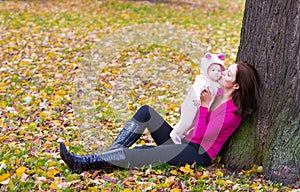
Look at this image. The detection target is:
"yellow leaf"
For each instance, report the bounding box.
[165,176,175,187]
[26,169,36,175]
[39,111,51,119]
[169,104,176,110]
[245,170,252,176]
[49,182,59,190]
[170,189,181,192]
[19,60,30,66]
[122,189,131,192]
[16,166,27,178]
[0,131,11,142]
[47,161,56,167]
[0,101,6,108]
[170,169,178,175]
[153,170,162,174]
[21,123,28,129]
[101,188,109,192]
[0,173,10,182]
[180,164,194,174]
[88,186,98,192]
[250,183,259,189]
[47,168,59,179]
[53,120,61,126]
[127,103,134,110]
[216,179,226,185]
[200,172,210,179]
[45,154,53,159]
[67,113,74,118]
[216,170,224,177]
[56,90,66,96]
[36,169,46,177]
[140,140,146,146]
[103,172,114,177]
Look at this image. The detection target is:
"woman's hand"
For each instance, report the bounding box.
[200,89,212,108]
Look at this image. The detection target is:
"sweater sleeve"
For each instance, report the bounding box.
[190,103,242,158]
[190,106,209,141]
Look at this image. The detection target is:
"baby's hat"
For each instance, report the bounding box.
[200,53,226,76]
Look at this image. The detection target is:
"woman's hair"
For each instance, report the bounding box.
[232,61,261,116]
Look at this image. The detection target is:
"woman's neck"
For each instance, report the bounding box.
[220,88,233,101]
[209,88,233,112]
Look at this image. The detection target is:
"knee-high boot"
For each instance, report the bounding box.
[108,105,173,150]
[108,119,145,150]
[60,142,127,173]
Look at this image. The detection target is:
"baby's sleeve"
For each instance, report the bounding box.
[192,75,209,100]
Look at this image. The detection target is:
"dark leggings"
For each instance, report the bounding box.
[133,105,175,145]
[115,105,212,168]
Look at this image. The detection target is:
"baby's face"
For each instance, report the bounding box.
[207,64,222,81]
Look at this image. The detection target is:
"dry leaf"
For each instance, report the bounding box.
[180,164,194,174]
[0,173,10,183]
[16,166,27,178]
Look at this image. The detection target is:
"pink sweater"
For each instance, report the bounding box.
[187,91,242,159]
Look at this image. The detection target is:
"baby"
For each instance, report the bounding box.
[170,53,226,144]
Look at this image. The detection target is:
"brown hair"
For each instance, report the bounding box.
[232,61,260,116]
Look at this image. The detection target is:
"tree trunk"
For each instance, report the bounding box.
[221,0,300,185]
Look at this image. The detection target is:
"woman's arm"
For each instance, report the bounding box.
[190,106,209,141]
[190,103,242,146]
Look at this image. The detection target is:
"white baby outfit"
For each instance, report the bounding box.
[170,53,226,144]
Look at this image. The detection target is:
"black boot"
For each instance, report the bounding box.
[60,142,127,173]
[108,119,145,150]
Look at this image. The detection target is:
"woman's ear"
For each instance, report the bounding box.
[233,83,240,90]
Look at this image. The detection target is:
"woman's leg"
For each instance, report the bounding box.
[109,105,174,150]
[132,105,174,145]
[60,142,211,173]
[123,143,211,168]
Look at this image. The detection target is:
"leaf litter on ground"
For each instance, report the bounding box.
[0,0,299,191]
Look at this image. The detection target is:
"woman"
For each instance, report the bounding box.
[60,61,260,173]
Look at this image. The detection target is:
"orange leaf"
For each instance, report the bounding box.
[0,173,10,182]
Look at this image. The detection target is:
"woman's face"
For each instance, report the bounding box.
[219,63,239,89]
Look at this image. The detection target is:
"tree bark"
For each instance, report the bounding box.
[221,0,300,185]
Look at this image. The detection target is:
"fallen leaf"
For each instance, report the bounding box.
[170,169,178,175]
[46,168,59,179]
[180,164,194,174]
[170,188,181,192]
[165,176,176,187]
[16,166,27,178]
[87,186,98,192]
[0,173,10,183]
[49,182,59,190]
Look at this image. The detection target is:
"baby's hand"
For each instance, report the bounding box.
[170,131,182,144]
[192,100,201,107]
